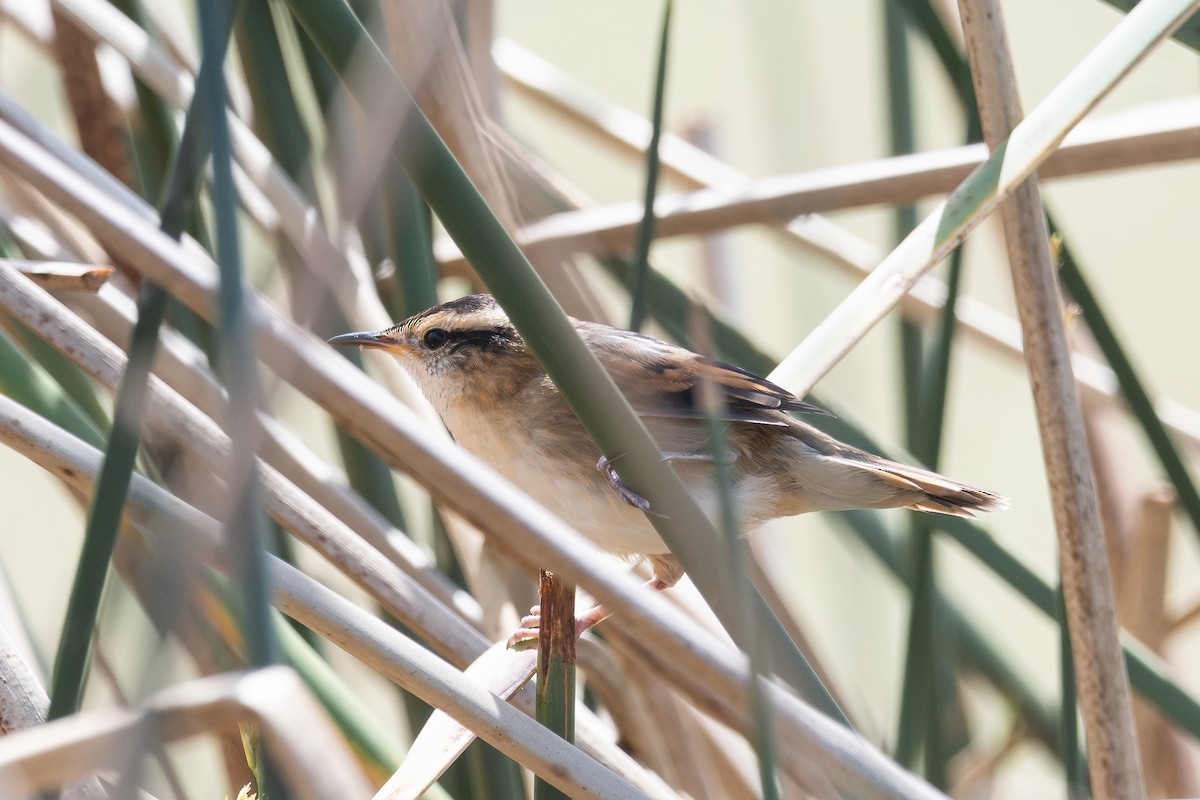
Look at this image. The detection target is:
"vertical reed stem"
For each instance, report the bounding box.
[534,570,576,800]
[958,2,1145,797]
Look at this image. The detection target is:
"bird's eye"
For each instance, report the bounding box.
[423,328,449,349]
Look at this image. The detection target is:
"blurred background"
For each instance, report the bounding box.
[0,0,1198,797]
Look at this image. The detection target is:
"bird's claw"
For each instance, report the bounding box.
[596,455,652,512]
[597,451,735,514]
[507,603,611,648]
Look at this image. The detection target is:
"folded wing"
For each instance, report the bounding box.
[580,323,828,426]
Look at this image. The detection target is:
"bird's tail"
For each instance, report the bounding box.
[836,456,1008,518]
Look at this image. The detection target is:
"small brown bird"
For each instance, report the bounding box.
[330,294,1005,632]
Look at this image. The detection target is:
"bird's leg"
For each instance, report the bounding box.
[596,454,651,512]
[507,555,684,647]
[597,452,733,512]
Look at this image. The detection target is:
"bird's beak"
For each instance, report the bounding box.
[326,330,406,352]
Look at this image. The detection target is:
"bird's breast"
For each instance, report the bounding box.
[435,394,673,557]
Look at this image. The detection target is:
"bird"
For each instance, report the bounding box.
[329,293,1005,638]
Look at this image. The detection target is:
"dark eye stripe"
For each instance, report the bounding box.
[443,328,517,354]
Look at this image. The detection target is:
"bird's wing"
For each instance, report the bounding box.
[583,326,829,426]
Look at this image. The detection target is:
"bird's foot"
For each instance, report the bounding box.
[506,575,676,648]
[507,603,611,648]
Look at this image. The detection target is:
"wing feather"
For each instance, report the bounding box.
[577,322,829,426]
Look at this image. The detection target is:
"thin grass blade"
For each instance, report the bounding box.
[628,0,672,331]
[196,0,277,671]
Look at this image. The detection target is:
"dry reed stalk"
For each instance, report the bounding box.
[0,668,372,798]
[49,7,133,189]
[958,0,1145,797]
[373,0,601,321]
[1120,488,1199,796]
[434,96,1200,272]
[0,393,669,799]
[10,260,114,292]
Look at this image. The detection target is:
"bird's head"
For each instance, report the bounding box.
[327,294,532,402]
